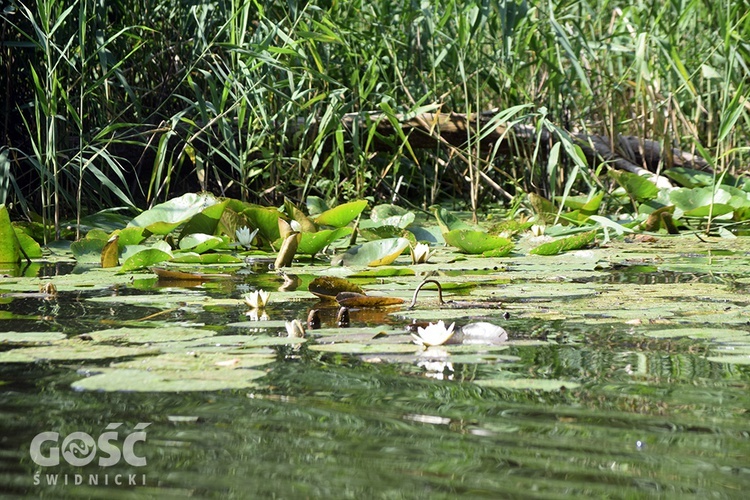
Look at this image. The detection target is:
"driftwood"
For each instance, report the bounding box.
[337,110,709,189]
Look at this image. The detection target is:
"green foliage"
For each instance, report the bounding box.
[2,0,750,234]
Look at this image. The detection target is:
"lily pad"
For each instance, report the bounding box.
[332,237,410,267]
[71,367,266,392]
[308,343,418,354]
[297,227,353,256]
[0,332,67,344]
[128,192,220,235]
[0,343,157,363]
[0,204,21,264]
[121,248,173,272]
[475,377,581,391]
[444,229,513,255]
[336,292,405,308]
[644,328,750,340]
[314,200,368,227]
[178,233,225,254]
[87,326,216,344]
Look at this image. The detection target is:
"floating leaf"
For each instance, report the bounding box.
[433,207,474,233]
[670,187,734,217]
[244,206,282,244]
[609,170,659,202]
[297,227,352,256]
[87,326,216,343]
[644,328,750,340]
[178,233,225,254]
[70,237,107,263]
[332,237,410,266]
[0,344,157,363]
[314,200,368,227]
[71,367,266,392]
[309,276,364,300]
[530,230,596,255]
[370,204,415,227]
[150,267,232,281]
[121,248,173,272]
[475,378,581,391]
[308,343,418,354]
[128,192,220,235]
[14,229,42,259]
[179,199,229,239]
[0,332,66,344]
[444,229,512,255]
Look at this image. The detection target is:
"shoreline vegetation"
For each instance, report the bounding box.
[1,0,748,238]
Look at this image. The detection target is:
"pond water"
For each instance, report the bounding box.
[1,240,750,498]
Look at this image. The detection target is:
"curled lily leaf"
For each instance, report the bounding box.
[411,242,432,264]
[285,319,305,338]
[244,289,270,309]
[235,226,259,249]
[411,320,456,347]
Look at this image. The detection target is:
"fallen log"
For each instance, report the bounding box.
[337,109,709,188]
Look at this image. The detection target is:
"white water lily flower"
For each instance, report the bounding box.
[244,289,270,309]
[285,319,305,338]
[235,226,259,249]
[411,242,432,264]
[411,320,456,347]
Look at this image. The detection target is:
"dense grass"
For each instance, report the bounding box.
[1,0,748,235]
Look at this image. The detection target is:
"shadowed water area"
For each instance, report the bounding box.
[1,239,750,498]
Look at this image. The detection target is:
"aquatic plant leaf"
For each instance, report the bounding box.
[0,344,157,363]
[528,193,557,224]
[14,229,42,259]
[179,199,229,239]
[609,170,660,202]
[101,235,119,268]
[670,186,734,217]
[71,367,266,392]
[664,166,717,188]
[0,203,21,264]
[275,232,301,268]
[530,230,596,255]
[284,198,317,233]
[170,253,241,264]
[70,237,107,263]
[128,192,220,235]
[297,227,352,256]
[314,200,368,227]
[0,331,66,344]
[475,378,581,391]
[370,204,414,227]
[116,227,147,247]
[644,328,750,340]
[308,343,418,354]
[309,276,365,299]
[178,233,225,253]
[349,268,415,277]
[244,206,282,244]
[444,229,512,255]
[332,237,410,266]
[707,355,750,365]
[121,248,173,272]
[433,207,474,233]
[336,291,405,307]
[87,326,216,343]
